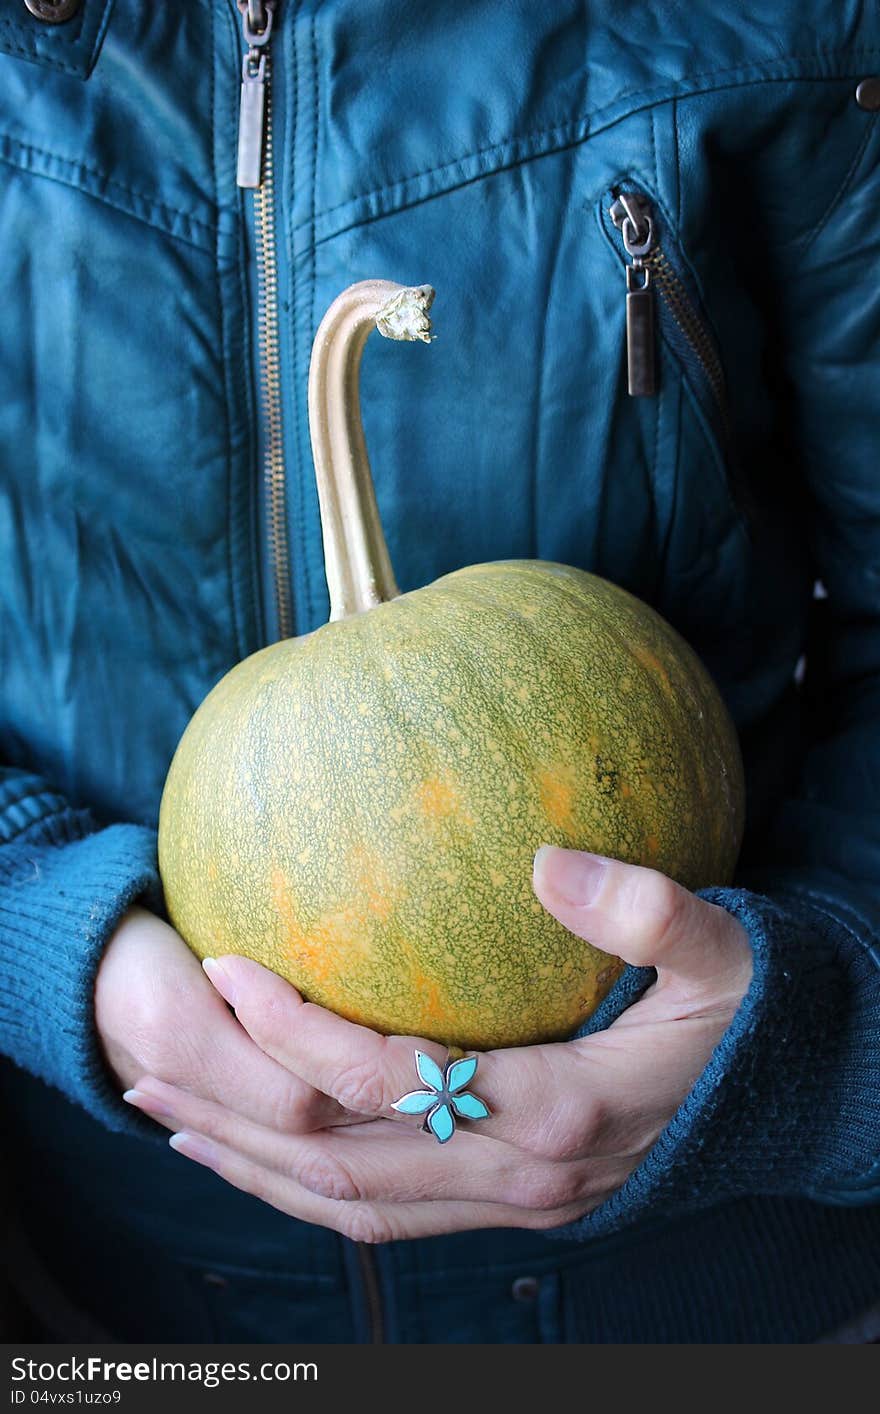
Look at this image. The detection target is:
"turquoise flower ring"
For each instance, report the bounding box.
[391,1050,491,1144]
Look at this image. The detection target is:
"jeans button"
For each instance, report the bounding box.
[23,0,81,23]
[511,1275,539,1302]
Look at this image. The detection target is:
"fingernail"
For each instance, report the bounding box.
[203,956,237,1006]
[169,1132,219,1170]
[122,1088,175,1120]
[534,845,608,907]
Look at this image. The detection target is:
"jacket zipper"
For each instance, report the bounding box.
[606,188,752,515]
[609,191,658,398]
[236,0,294,641]
[235,3,385,1339]
[609,191,728,415]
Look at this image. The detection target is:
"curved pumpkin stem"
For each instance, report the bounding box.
[308,280,434,621]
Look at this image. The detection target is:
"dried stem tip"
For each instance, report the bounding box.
[376,285,435,343]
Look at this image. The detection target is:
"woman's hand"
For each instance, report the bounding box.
[122,848,753,1239]
[94,905,354,1135]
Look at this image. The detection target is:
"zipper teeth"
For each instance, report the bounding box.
[645,248,728,415]
[252,57,293,641]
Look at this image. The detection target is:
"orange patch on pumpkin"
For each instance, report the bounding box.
[631,643,672,694]
[272,868,335,986]
[416,975,447,1027]
[349,844,396,921]
[312,905,374,961]
[538,765,578,833]
[417,777,461,819]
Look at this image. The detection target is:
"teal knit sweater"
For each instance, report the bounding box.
[2,767,880,1343]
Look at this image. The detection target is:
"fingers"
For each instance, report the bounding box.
[182,1002,349,1133]
[204,953,446,1115]
[165,1128,592,1241]
[124,1073,370,1140]
[125,1076,624,1210]
[98,910,344,1135]
[533,846,752,991]
[202,955,595,1153]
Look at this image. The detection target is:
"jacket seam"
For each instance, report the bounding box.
[215,0,261,658]
[308,4,320,531]
[210,0,241,666]
[286,9,315,629]
[672,97,682,228]
[304,3,321,621]
[0,0,108,79]
[0,9,87,46]
[799,111,878,252]
[0,125,219,231]
[301,53,880,249]
[0,35,87,78]
[232,192,261,656]
[0,129,222,254]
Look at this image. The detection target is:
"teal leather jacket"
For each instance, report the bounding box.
[2,0,880,1343]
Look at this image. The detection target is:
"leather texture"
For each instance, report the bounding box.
[2,1,879,844]
[2,0,880,1343]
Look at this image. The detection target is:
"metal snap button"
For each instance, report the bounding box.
[511,1275,540,1302]
[24,0,81,23]
[855,78,880,111]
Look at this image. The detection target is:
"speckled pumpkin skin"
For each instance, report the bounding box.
[158,561,744,1049]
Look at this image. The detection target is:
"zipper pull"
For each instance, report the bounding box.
[610,192,657,397]
[237,1,276,189]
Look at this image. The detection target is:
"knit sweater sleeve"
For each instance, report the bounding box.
[564,143,880,1240]
[0,767,162,1132]
[567,881,880,1240]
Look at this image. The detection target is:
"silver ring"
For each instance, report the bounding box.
[391,1051,491,1144]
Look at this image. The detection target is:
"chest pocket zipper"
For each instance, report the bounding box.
[604,188,753,521]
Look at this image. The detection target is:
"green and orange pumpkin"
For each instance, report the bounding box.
[158,281,744,1050]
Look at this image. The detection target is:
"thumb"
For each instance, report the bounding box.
[532,845,751,990]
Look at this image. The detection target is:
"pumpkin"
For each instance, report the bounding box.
[158,280,744,1050]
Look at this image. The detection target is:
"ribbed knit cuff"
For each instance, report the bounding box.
[556,885,880,1240]
[0,804,163,1134]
